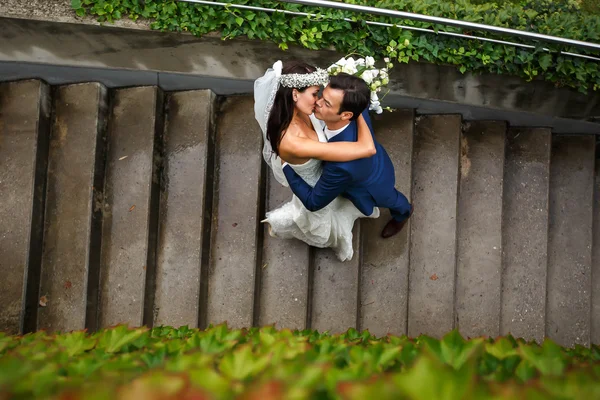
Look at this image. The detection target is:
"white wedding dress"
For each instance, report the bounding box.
[263,115,379,262]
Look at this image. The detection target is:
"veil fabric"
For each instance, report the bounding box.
[254,60,288,187]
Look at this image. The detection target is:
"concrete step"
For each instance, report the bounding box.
[37,83,108,333]
[455,121,506,339]
[593,146,600,345]
[0,80,51,335]
[311,225,360,334]
[546,135,596,347]
[501,127,551,344]
[408,114,461,338]
[152,90,216,329]
[360,110,414,337]
[206,96,264,329]
[98,86,164,328]
[259,174,311,330]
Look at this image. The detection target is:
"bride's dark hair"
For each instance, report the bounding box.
[266,61,317,157]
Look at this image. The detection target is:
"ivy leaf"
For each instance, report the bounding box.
[486,337,518,359]
[219,344,271,381]
[539,54,553,71]
[235,17,244,26]
[519,340,566,376]
[71,0,82,8]
[97,325,148,353]
[55,331,97,357]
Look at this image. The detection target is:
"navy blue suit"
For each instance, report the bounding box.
[283,110,411,222]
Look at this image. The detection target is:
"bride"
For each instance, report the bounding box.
[254,60,379,262]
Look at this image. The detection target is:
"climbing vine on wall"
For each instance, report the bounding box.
[71,0,600,93]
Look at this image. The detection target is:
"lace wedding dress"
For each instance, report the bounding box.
[263,115,379,262]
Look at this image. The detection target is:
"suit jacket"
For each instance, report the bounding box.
[283,109,397,216]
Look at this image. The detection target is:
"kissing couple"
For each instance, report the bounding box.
[254,60,412,262]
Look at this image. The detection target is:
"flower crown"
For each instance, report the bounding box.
[279,68,329,88]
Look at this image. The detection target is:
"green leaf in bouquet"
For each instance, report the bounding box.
[56,331,97,357]
[189,367,232,396]
[485,337,518,359]
[519,340,566,376]
[97,325,149,353]
[393,355,477,400]
[219,344,271,381]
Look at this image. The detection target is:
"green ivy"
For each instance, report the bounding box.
[1,325,599,398]
[71,0,600,93]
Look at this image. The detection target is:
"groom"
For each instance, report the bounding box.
[282,73,412,238]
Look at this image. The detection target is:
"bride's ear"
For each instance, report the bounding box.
[292,88,299,103]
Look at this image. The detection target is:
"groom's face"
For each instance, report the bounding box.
[314,86,352,123]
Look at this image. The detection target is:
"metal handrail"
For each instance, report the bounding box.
[279,0,600,53]
[178,0,600,61]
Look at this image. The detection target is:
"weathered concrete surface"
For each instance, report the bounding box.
[408,115,461,338]
[455,121,506,339]
[311,225,360,334]
[259,174,311,330]
[99,87,163,328]
[501,128,551,344]
[0,80,50,334]
[593,150,600,345]
[360,110,413,337]
[153,90,215,329]
[0,16,598,125]
[207,96,263,329]
[546,136,595,347]
[37,83,107,333]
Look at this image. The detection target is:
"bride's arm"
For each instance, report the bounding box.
[287,114,376,162]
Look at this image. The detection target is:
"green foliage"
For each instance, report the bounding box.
[1,326,600,399]
[70,0,600,94]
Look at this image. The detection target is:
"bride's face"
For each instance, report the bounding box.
[293,85,320,115]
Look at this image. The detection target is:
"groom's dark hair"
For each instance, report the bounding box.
[329,73,370,121]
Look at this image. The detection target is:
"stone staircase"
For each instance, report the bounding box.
[0,79,599,348]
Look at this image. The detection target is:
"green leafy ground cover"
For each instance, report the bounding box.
[1,325,599,399]
[71,0,600,93]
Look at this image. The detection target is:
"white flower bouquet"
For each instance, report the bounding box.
[327,55,394,114]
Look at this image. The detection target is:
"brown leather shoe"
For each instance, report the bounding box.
[381,207,413,239]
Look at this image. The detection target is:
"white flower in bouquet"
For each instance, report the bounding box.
[327,54,394,114]
[360,69,375,84]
